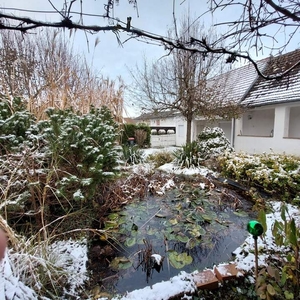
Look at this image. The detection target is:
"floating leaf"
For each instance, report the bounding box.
[169,218,178,225]
[284,290,294,300]
[202,214,213,222]
[124,237,136,247]
[267,284,276,296]
[108,213,119,220]
[104,221,118,229]
[175,233,189,243]
[147,227,156,235]
[186,238,198,249]
[110,257,132,271]
[168,251,193,269]
[189,225,205,237]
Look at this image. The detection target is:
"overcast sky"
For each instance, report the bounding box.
[0,0,298,117]
[0,0,211,116]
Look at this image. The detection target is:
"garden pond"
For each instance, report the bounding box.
[88,179,256,295]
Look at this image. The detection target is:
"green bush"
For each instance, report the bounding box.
[197,127,233,160]
[1,104,121,230]
[173,141,202,168]
[121,144,144,165]
[0,97,35,154]
[146,150,174,168]
[121,123,151,147]
[174,127,233,168]
[32,106,119,200]
[219,152,300,202]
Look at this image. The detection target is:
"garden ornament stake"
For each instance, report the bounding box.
[247,220,264,280]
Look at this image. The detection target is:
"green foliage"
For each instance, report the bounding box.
[0,97,35,154]
[146,150,174,168]
[197,127,233,160]
[121,144,144,165]
[256,205,299,299]
[121,123,136,144]
[173,141,202,168]
[32,106,119,201]
[1,104,121,232]
[174,127,233,168]
[121,123,151,147]
[219,152,300,202]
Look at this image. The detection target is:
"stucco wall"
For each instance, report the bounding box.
[234,103,300,155]
[151,134,176,147]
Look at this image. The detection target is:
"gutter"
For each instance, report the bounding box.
[231,117,236,148]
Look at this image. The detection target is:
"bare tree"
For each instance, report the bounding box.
[0,1,299,79]
[130,16,240,144]
[0,29,124,119]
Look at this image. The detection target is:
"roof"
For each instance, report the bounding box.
[241,49,300,107]
[135,50,300,118]
[208,59,268,104]
[134,110,179,120]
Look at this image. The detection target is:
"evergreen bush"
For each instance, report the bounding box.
[0,97,35,154]
[174,127,233,168]
[219,152,300,202]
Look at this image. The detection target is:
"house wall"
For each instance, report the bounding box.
[151,134,176,147]
[234,103,300,155]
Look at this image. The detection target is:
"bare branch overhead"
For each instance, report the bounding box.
[0,0,300,79]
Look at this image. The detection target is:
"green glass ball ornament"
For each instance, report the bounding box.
[247,220,264,237]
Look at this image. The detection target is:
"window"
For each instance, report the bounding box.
[288,106,300,138]
[242,109,275,137]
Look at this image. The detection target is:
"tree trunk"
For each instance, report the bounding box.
[186,117,192,144]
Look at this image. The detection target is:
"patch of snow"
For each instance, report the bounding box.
[110,271,196,300]
[151,254,163,266]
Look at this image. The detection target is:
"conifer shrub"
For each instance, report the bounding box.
[0,97,35,154]
[0,103,121,230]
[197,127,233,159]
[174,127,233,168]
[28,106,120,201]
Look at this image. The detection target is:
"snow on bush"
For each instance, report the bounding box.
[197,126,233,159]
[219,151,300,202]
[174,127,233,168]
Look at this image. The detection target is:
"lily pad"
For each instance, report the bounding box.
[124,237,136,247]
[169,218,178,225]
[175,233,189,243]
[168,250,193,269]
[108,213,119,220]
[104,221,118,230]
[110,257,132,271]
[186,237,199,249]
[147,227,157,236]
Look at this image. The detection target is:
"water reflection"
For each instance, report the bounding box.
[95,187,255,294]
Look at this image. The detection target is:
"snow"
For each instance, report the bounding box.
[111,272,196,300]
[151,254,163,265]
[1,147,299,300]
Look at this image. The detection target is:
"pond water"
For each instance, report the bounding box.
[91,183,255,295]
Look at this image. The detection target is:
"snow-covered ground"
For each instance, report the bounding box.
[1,147,299,300]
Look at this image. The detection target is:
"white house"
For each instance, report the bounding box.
[135,50,300,155]
[234,50,300,155]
